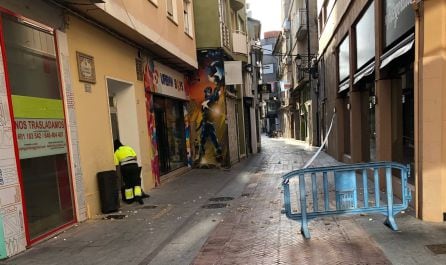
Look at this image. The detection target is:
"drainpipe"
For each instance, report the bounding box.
[412,0,423,220]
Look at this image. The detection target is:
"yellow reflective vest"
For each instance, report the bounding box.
[114,146,137,166]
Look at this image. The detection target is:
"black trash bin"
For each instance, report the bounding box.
[97,170,120,214]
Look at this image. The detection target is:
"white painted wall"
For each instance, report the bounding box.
[107,79,141,165]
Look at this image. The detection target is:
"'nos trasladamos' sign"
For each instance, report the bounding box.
[15,118,67,159]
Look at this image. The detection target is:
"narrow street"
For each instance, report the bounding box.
[1,1,446,264]
[192,137,390,265]
[3,136,446,265]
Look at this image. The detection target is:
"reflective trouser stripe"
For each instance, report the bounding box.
[134,186,142,197]
[125,189,134,200]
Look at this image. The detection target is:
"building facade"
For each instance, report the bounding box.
[316,0,446,222]
[413,0,446,222]
[278,0,319,145]
[191,0,254,167]
[0,0,197,257]
[246,17,262,154]
[261,31,281,135]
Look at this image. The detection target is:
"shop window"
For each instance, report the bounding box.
[338,35,350,82]
[2,14,74,240]
[355,1,375,70]
[383,0,415,48]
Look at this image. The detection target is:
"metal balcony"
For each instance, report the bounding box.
[296,55,310,82]
[220,21,231,49]
[232,30,248,54]
[295,8,308,41]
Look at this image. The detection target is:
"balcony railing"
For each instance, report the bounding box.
[232,30,248,54]
[220,21,231,49]
[296,55,310,82]
[295,8,308,41]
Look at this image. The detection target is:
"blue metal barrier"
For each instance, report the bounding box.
[282,162,412,239]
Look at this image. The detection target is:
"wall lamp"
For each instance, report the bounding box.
[245,63,253,73]
[295,54,319,79]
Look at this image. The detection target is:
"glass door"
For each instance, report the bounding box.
[154,107,170,175]
[2,14,75,240]
[154,96,186,175]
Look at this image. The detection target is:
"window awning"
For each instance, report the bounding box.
[380,33,415,69]
[338,80,349,93]
[354,62,375,84]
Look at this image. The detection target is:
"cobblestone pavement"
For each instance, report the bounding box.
[5,136,446,265]
[193,136,391,265]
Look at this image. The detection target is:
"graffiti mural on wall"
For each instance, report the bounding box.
[184,105,192,167]
[188,50,228,167]
[144,59,160,185]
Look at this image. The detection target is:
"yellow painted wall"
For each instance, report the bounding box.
[97,0,197,68]
[419,0,446,222]
[66,15,153,218]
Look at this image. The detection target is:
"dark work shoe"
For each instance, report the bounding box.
[141,192,150,198]
[138,198,144,205]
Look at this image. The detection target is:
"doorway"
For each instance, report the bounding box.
[153,96,187,175]
[106,78,140,163]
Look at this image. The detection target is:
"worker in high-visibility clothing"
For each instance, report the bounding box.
[114,139,144,205]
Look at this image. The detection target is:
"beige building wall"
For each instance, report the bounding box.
[95,0,197,68]
[417,0,446,222]
[66,15,152,218]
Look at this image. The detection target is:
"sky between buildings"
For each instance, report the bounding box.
[246,0,282,37]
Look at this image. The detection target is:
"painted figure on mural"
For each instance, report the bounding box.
[197,60,224,162]
[144,60,160,185]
